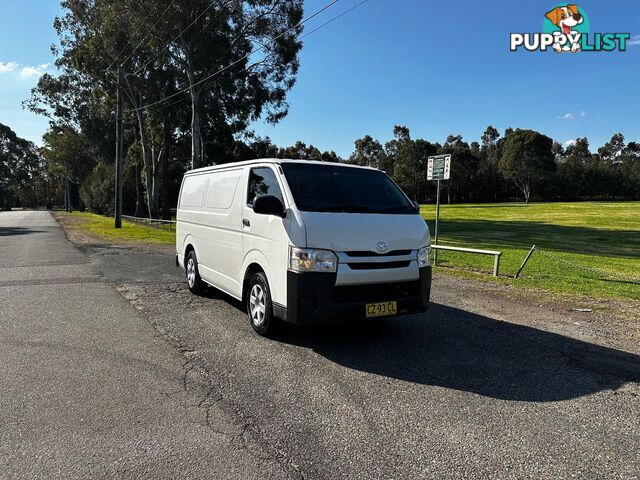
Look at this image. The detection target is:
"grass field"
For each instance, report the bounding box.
[58,203,639,302]
[421,202,640,301]
[56,212,175,245]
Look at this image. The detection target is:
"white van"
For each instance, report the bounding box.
[176,159,431,335]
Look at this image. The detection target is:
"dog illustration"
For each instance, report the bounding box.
[545,4,584,52]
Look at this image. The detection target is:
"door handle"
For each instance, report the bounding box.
[242,218,250,227]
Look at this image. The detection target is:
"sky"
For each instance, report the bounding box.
[0,0,638,157]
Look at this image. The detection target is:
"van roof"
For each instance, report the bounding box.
[184,158,379,175]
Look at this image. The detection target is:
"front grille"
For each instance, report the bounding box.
[333,281,421,303]
[347,261,411,270]
[344,250,412,257]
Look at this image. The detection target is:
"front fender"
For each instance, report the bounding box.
[241,249,279,302]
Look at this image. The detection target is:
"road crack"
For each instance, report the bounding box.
[114,283,305,480]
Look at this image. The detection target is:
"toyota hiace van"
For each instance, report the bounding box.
[176,159,431,335]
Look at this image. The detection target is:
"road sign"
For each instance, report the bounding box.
[427,155,451,181]
[427,154,452,265]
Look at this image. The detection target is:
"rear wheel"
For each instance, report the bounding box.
[185,250,205,294]
[247,272,275,336]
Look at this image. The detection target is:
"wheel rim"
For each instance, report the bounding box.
[249,284,266,326]
[187,258,196,288]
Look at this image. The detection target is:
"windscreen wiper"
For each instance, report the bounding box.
[376,205,416,213]
[304,205,371,213]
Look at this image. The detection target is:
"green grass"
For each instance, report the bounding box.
[420,202,640,301]
[60,212,175,245]
[61,205,639,302]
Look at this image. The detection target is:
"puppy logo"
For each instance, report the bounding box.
[545,4,584,52]
[510,5,630,53]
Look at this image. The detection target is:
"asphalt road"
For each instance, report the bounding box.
[2,211,639,479]
[0,211,291,479]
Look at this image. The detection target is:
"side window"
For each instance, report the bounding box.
[247,167,284,207]
[180,176,206,208]
[205,169,241,209]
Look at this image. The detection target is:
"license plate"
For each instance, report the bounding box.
[366,301,397,318]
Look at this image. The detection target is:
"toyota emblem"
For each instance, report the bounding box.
[376,241,389,253]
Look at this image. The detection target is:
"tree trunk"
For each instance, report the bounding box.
[123,80,159,219]
[161,121,171,220]
[190,88,202,169]
[161,147,170,220]
[132,106,160,219]
[146,143,160,219]
[134,159,147,217]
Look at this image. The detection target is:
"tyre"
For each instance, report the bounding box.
[246,272,276,336]
[185,250,205,294]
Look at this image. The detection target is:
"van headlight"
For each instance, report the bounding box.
[417,246,431,267]
[289,247,338,273]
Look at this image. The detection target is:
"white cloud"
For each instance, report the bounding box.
[564,139,576,147]
[629,34,640,46]
[0,61,19,73]
[557,111,586,121]
[19,63,49,79]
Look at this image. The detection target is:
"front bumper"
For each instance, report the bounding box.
[279,266,432,324]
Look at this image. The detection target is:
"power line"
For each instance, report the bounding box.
[132,0,221,76]
[105,0,177,73]
[298,0,369,41]
[118,0,178,68]
[125,0,343,113]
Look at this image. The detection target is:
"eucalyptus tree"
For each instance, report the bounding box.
[141,0,305,169]
[499,129,555,203]
[0,123,45,209]
[349,135,386,169]
[26,0,182,218]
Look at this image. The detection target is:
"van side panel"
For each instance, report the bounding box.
[176,168,244,300]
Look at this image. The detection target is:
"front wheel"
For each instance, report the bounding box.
[185,251,205,294]
[246,272,276,336]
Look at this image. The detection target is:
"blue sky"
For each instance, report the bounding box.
[1,0,638,156]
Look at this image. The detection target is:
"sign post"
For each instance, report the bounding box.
[427,154,451,265]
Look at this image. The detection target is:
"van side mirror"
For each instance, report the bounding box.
[412,201,420,211]
[253,195,286,218]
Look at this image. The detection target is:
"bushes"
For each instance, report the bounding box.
[80,162,114,215]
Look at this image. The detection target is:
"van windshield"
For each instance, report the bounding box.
[281,163,417,214]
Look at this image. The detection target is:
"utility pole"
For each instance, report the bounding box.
[65,159,71,213]
[114,67,123,228]
[434,179,440,265]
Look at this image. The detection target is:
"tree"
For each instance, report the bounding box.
[394,138,436,202]
[320,151,342,163]
[277,141,321,160]
[598,133,625,163]
[565,138,591,162]
[27,0,305,217]
[383,126,412,177]
[499,129,555,203]
[80,162,115,214]
[148,0,305,169]
[41,125,97,210]
[349,135,386,168]
[477,126,503,201]
[440,135,478,204]
[0,122,47,209]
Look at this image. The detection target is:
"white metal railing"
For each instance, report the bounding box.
[121,215,176,231]
[431,244,502,277]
